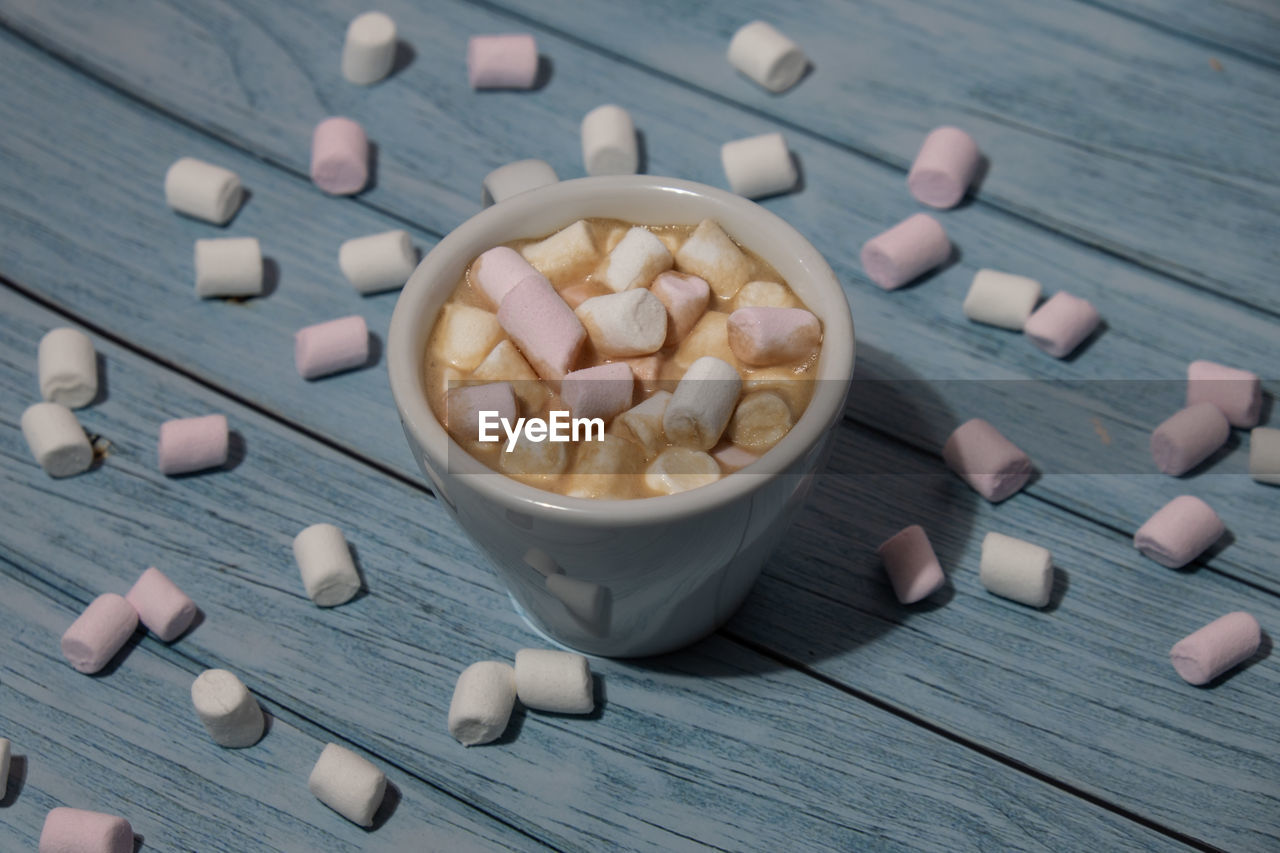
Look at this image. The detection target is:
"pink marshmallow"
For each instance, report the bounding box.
[467,34,539,89]
[907,126,981,209]
[726,307,822,366]
[497,275,586,382]
[712,442,759,472]
[1150,402,1230,476]
[1024,292,1101,358]
[39,807,134,853]
[560,362,634,423]
[446,381,518,442]
[860,213,950,290]
[877,524,946,604]
[157,414,228,476]
[295,315,369,380]
[1134,495,1225,569]
[472,246,546,308]
[310,117,369,195]
[942,418,1034,502]
[650,271,710,343]
[61,593,138,674]
[126,567,198,642]
[1186,360,1262,428]
[1170,612,1261,685]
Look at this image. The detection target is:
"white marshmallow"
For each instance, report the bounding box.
[727,21,809,93]
[194,237,262,298]
[565,433,646,498]
[521,219,599,280]
[482,159,558,207]
[338,230,416,294]
[38,327,97,408]
[164,157,244,224]
[341,11,397,85]
[733,280,797,310]
[644,447,722,494]
[292,523,362,607]
[546,574,609,630]
[0,737,8,799]
[309,743,387,827]
[963,269,1042,330]
[727,391,792,451]
[601,227,673,292]
[613,390,672,454]
[190,669,264,748]
[448,661,517,746]
[664,356,742,450]
[514,648,594,714]
[575,289,667,357]
[581,105,638,176]
[21,402,93,478]
[979,532,1053,608]
[430,303,504,371]
[1250,427,1280,485]
[721,132,797,198]
[674,219,752,299]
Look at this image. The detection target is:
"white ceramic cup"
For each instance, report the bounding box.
[388,176,854,656]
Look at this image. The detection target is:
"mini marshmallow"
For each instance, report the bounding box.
[468,34,538,89]
[448,661,517,746]
[727,391,792,451]
[0,737,9,800]
[963,269,1042,330]
[727,307,821,366]
[1150,402,1230,476]
[164,156,244,224]
[21,402,93,478]
[664,356,742,450]
[126,567,198,642]
[194,237,262,298]
[561,362,634,423]
[158,414,228,475]
[546,574,609,630]
[645,447,722,494]
[1186,360,1262,428]
[497,276,587,381]
[472,341,546,411]
[38,328,97,408]
[674,311,736,370]
[907,127,981,209]
[727,20,808,93]
[733,280,797,310]
[1134,495,1225,569]
[674,219,752,299]
[514,648,594,714]
[482,159,558,207]
[432,303,504,370]
[601,226,673,292]
[860,214,950,290]
[877,525,946,605]
[566,434,645,498]
[61,593,138,674]
[613,391,672,454]
[339,230,416,295]
[39,808,133,853]
[293,523,362,606]
[651,271,711,342]
[311,117,368,195]
[521,220,599,281]
[576,289,667,357]
[309,743,387,826]
[472,247,546,308]
[191,668,264,748]
[581,104,638,176]
[721,132,797,198]
[1024,292,1100,358]
[446,382,518,443]
[341,11,397,85]
[943,418,1033,503]
[295,315,369,379]
[743,366,811,418]
[1249,427,1280,485]
[1170,612,1261,685]
[980,531,1053,608]
[712,442,759,472]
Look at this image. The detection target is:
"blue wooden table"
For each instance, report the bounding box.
[1,1,1276,850]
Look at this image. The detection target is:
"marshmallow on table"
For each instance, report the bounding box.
[644,447,722,494]
[158,414,228,475]
[727,307,821,366]
[468,34,538,89]
[448,661,517,746]
[651,271,711,342]
[472,341,546,411]
[963,269,1042,330]
[860,214,950,291]
[727,20,808,93]
[877,525,946,605]
[126,567,198,641]
[1250,427,1280,485]
[721,132,797,198]
[311,117,369,195]
[446,381,518,444]
[472,246,546,308]
[1150,402,1230,476]
[1023,292,1100,358]
[664,356,742,450]
[339,230,416,295]
[482,159,558,207]
[296,315,370,380]
[342,11,397,85]
[712,442,759,472]
[521,220,600,281]
[601,226,673,292]
[22,402,93,478]
[194,237,262,298]
[0,737,8,800]
[38,328,98,408]
[309,744,387,826]
[1170,612,1261,685]
[908,126,981,209]
[432,303,505,370]
[497,275,587,381]
[1186,360,1262,428]
[514,648,594,714]
[575,289,667,357]
[165,156,244,224]
[943,418,1033,503]
[581,104,638,176]
[980,532,1053,608]
[733,280,797,310]
[39,808,133,853]
[1134,495,1225,569]
[561,362,634,423]
[674,219,752,299]
[191,668,264,748]
[61,593,138,674]
[293,523,362,606]
[727,391,792,451]
[613,390,672,454]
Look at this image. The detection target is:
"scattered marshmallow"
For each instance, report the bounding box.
[309,743,387,826]
[61,593,137,674]
[125,567,197,642]
[497,276,587,381]
[1023,292,1100,358]
[712,442,759,472]
[194,237,262,298]
[38,328,98,408]
[514,648,594,713]
[675,219,752,299]
[613,391,672,455]
[21,402,93,478]
[472,341,546,411]
[546,574,609,630]
[521,220,599,281]
[721,132,797,198]
[601,226,673,292]
[673,311,736,369]
[1170,612,1261,685]
[295,315,370,380]
[472,247,545,308]
[726,21,808,92]
[1150,402,1230,476]
[581,104,638,176]
[979,531,1053,608]
[943,418,1033,503]
[158,414,228,475]
[963,269,1042,330]
[860,214,950,290]
[1186,360,1262,428]
[448,661,517,746]
[907,127,981,209]
[311,117,369,195]
[339,230,416,294]
[432,303,505,371]
[292,523,362,607]
[733,280,797,310]
[877,525,946,604]
[191,668,264,748]
[39,808,133,853]
[727,307,821,366]
[650,271,711,343]
[0,737,8,800]
[482,159,558,207]
[1249,427,1280,485]
[576,289,667,357]
[164,156,244,224]
[644,447,722,494]
[468,34,538,89]
[727,391,792,451]
[446,381,518,444]
[664,356,742,450]
[1134,495,1225,569]
[341,11,397,85]
[561,362,634,423]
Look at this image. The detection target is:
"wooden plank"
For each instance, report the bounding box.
[1085,0,1280,67]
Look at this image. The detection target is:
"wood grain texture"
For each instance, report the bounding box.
[1087,0,1280,67]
